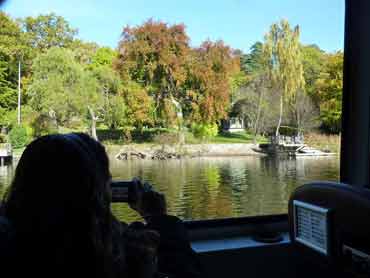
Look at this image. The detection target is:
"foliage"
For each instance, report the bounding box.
[315,52,343,133]
[185,41,240,124]
[8,125,31,148]
[116,19,189,125]
[191,123,218,139]
[91,47,117,68]
[263,20,305,135]
[21,13,77,53]
[301,44,326,101]
[241,42,264,75]
[0,12,344,141]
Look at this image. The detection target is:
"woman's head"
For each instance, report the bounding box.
[2,133,118,276]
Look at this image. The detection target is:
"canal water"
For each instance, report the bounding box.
[0,156,339,222]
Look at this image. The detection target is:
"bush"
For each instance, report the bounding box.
[9,125,32,148]
[153,131,179,145]
[191,123,218,139]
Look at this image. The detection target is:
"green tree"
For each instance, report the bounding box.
[315,51,343,133]
[241,42,264,75]
[91,65,127,129]
[71,40,99,66]
[263,19,305,135]
[27,47,102,138]
[21,13,77,54]
[0,12,30,113]
[301,44,326,102]
[91,47,117,68]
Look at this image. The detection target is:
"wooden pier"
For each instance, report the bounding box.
[253,135,335,157]
[0,144,12,166]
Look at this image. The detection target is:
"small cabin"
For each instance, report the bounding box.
[222,117,245,133]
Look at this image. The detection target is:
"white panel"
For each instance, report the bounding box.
[293,200,329,255]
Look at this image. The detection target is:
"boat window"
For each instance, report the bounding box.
[0,0,344,222]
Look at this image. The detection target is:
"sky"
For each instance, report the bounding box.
[2,0,345,53]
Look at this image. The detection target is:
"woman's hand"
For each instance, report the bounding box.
[128,179,167,218]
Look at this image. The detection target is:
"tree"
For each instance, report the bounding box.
[27,47,102,138]
[241,42,264,75]
[21,13,77,54]
[301,44,326,103]
[315,51,343,133]
[71,40,99,66]
[116,19,189,127]
[185,40,240,125]
[91,47,117,69]
[263,20,305,136]
[91,65,127,129]
[122,81,154,130]
[0,12,31,127]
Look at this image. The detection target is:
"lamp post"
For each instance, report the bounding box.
[17,58,21,125]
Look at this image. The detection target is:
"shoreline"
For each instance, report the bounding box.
[107,143,264,159]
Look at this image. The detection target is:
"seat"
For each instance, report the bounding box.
[288,182,370,277]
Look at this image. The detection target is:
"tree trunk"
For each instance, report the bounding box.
[88,107,98,141]
[254,89,264,143]
[275,94,283,137]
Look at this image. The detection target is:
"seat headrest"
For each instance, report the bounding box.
[288,182,370,276]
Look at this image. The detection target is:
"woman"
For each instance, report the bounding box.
[1,134,129,277]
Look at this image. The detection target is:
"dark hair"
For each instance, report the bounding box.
[2,133,124,277]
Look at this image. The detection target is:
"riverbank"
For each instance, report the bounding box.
[107,143,262,159]
[10,132,340,159]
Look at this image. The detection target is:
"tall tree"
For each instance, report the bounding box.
[263,19,305,136]
[116,19,189,127]
[0,12,30,124]
[27,47,102,138]
[241,41,264,75]
[185,40,240,125]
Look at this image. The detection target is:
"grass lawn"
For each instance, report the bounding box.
[209,132,268,144]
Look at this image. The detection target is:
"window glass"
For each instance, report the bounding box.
[0,0,344,222]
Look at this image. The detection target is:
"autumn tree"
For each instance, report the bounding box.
[116,19,189,127]
[263,20,305,136]
[185,40,240,125]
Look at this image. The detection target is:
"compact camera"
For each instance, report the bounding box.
[110,179,153,203]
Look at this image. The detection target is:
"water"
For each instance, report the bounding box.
[0,156,339,222]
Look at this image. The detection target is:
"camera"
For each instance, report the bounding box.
[111,179,153,203]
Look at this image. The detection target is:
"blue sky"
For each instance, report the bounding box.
[2,0,345,53]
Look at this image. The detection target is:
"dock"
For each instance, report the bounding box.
[253,135,335,157]
[0,144,13,166]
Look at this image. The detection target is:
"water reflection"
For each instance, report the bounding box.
[0,156,339,222]
[109,156,339,222]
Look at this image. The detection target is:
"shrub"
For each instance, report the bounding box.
[153,131,179,145]
[9,125,32,148]
[191,123,218,139]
